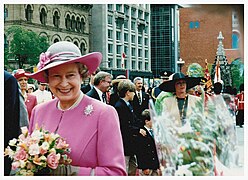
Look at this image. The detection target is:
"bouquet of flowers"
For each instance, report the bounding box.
[4,125,72,176]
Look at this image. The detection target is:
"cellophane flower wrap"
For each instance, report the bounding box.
[150,87,238,176]
[4,125,72,176]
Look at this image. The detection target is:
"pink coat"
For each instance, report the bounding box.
[29,95,126,176]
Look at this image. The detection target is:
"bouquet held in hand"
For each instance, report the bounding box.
[4,125,72,175]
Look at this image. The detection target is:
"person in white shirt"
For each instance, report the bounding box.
[32,81,52,104]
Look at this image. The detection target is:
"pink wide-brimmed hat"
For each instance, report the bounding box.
[27,41,102,83]
[13,69,31,79]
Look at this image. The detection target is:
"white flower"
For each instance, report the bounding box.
[84,104,94,116]
[31,130,43,141]
[9,138,17,146]
[41,142,50,150]
[28,143,40,156]
[21,126,29,136]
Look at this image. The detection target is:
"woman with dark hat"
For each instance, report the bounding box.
[159,72,203,126]
[27,41,126,175]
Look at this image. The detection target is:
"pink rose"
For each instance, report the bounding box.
[11,161,20,170]
[47,152,60,169]
[14,148,28,161]
[56,138,69,149]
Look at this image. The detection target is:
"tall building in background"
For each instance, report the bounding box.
[4,4,93,70]
[179,5,242,74]
[150,4,181,78]
[91,4,152,80]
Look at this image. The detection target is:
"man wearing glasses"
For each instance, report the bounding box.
[86,71,113,104]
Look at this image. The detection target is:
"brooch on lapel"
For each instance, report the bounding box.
[84,104,94,116]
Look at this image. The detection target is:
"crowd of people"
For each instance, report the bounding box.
[4,41,244,176]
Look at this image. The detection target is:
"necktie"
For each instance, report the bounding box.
[102,93,106,103]
[149,129,154,138]
[137,92,141,105]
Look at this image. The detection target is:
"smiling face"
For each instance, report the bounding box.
[17,77,28,91]
[48,63,82,109]
[175,80,187,94]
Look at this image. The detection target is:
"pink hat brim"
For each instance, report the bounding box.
[27,52,102,83]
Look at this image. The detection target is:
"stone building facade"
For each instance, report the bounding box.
[4,4,93,58]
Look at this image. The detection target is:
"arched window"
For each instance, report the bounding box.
[74,41,78,47]
[81,18,85,33]
[76,17,81,32]
[232,33,239,49]
[189,21,194,29]
[54,38,59,43]
[195,21,200,28]
[80,43,86,55]
[25,5,33,22]
[71,15,76,31]
[40,8,47,25]
[53,11,60,28]
[65,14,71,30]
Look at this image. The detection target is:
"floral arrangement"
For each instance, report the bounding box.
[4,125,72,176]
[150,90,238,176]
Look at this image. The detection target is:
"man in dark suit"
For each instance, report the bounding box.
[114,79,146,176]
[86,71,112,104]
[81,67,100,94]
[131,77,149,122]
[136,109,160,176]
[4,70,21,175]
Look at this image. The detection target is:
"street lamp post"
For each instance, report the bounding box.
[177,58,185,72]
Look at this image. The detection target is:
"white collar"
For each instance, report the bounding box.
[57,91,84,111]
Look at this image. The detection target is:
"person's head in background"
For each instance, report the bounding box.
[27,84,35,94]
[213,82,223,95]
[94,71,113,93]
[141,109,152,128]
[117,79,135,101]
[133,77,143,92]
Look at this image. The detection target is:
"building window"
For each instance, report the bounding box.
[108,29,113,39]
[138,10,143,19]
[138,49,142,57]
[138,61,142,70]
[108,4,113,11]
[144,38,148,46]
[80,43,86,55]
[124,5,129,16]
[116,19,123,29]
[145,12,149,21]
[138,36,142,45]
[131,35,135,44]
[71,16,76,31]
[132,60,136,69]
[108,58,113,68]
[25,5,33,22]
[53,11,60,28]
[124,33,128,42]
[145,50,148,58]
[54,38,59,43]
[40,8,47,25]
[131,8,136,17]
[76,17,81,32]
[131,47,136,56]
[81,18,85,33]
[195,21,200,28]
[65,14,71,30]
[108,44,113,53]
[116,31,121,41]
[131,21,136,30]
[145,62,148,70]
[116,4,122,12]
[116,45,121,54]
[232,33,239,49]
[108,15,113,25]
[189,21,200,29]
[124,46,128,55]
[117,58,121,68]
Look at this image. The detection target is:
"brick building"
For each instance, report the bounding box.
[179,5,242,74]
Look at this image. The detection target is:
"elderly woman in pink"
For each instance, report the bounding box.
[28,41,126,176]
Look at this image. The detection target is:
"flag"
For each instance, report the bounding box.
[121,52,126,69]
[204,59,212,89]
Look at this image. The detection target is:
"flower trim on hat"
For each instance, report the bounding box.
[37,52,79,71]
